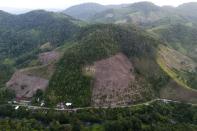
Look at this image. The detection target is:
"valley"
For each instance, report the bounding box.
[0,1,197,130]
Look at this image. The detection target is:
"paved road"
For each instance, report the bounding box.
[10,99,196,112]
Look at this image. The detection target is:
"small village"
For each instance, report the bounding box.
[8,97,72,110]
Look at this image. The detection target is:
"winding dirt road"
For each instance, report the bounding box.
[10,99,197,112]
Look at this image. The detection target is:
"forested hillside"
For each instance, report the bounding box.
[0,10,80,66]
[65,1,197,92]
[149,24,197,61]
[0,10,80,89]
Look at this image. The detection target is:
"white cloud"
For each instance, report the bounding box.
[0,0,196,10]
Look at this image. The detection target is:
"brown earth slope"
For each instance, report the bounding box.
[6,51,61,98]
[6,71,48,98]
[91,53,149,106]
[38,51,60,65]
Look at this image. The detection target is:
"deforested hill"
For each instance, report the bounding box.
[1,3,196,109]
[0,10,80,66]
[0,2,197,130]
[44,24,197,107]
[0,10,81,89]
[148,23,197,91]
[45,24,171,107]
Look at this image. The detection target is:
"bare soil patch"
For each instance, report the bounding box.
[6,71,48,98]
[38,51,61,65]
[91,53,146,106]
[6,50,62,98]
[20,64,55,79]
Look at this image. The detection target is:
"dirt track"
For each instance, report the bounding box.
[10,99,197,112]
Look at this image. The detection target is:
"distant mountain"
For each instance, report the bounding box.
[63,3,109,20]
[177,2,197,21]
[178,2,197,12]
[128,2,161,12]
[0,7,31,14]
[90,2,176,25]
[73,2,194,27]
[161,6,175,11]
[106,4,131,9]
[63,2,197,25]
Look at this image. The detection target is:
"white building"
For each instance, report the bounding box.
[15,106,19,110]
[66,103,72,106]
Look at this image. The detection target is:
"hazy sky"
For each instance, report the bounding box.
[0,0,197,10]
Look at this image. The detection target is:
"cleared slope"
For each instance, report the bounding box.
[6,71,49,98]
[6,51,62,98]
[90,53,155,106]
[157,45,197,90]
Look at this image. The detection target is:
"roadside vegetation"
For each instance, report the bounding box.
[0,101,196,130]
